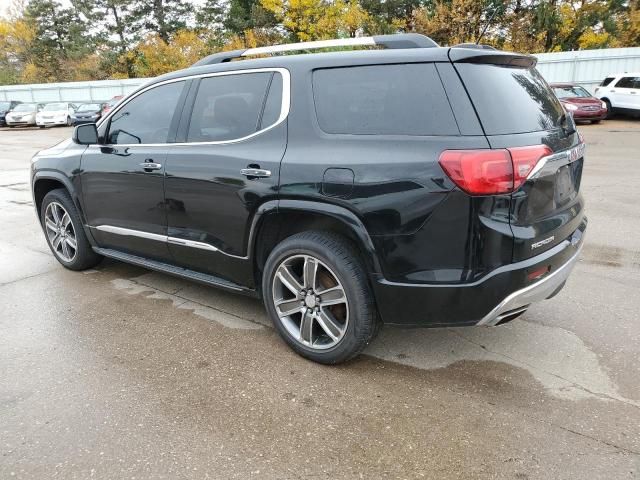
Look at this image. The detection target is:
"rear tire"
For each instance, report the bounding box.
[40,189,103,271]
[591,119,601,124]
[262,231,379,364]
[604,99,613,119]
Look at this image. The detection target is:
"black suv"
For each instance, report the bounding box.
[31,34,586,364]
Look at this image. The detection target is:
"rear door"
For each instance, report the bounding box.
[163,69,288,287]
[454,57,585,261]
[612,76,639,109]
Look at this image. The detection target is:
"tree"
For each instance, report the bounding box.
[23,0,95,81]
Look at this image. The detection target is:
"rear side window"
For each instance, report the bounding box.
[600,77,614,86]
[312,64,459,136]
[187,72,276,142]
[615,76,639,88]
[456,64,564,135]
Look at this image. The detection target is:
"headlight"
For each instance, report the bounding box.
[564,103,578,111]
[601,101,607,109]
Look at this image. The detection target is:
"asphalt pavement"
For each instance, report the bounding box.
[1,122,639,479]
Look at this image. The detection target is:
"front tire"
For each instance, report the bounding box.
[40,189,102,271]
[262,231,379,364]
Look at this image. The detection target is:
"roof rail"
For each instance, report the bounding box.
[452,43,497,51]
[192,33,439,67]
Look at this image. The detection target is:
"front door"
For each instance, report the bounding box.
[80,80,187,261]
[163,69,288,287]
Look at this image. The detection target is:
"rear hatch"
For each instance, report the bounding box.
[451,49,585,261]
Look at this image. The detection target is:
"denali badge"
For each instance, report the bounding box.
[531,236,555,250]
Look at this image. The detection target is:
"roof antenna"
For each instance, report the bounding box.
[476,7,499,44]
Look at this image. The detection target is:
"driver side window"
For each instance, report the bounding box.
[107,81,185,145]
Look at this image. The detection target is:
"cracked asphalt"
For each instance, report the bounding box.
[1,123,639,479]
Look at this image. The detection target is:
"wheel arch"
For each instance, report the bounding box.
[32,172,96,244]
[251,200,382,286]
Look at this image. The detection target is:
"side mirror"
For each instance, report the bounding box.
[73,123,99,145]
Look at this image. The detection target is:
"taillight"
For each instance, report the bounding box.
[438,145,552,196]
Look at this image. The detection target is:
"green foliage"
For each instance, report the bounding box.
[0,0,638,84]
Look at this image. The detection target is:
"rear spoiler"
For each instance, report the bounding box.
[448,47,537,68]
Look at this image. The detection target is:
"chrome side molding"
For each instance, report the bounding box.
[93,225,245,258]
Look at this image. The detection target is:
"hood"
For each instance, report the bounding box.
[33,138,74,160]
[73,109,101,115]
[38,109,68,115]
[560,96,602,105]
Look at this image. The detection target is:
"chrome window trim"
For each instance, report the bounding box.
[93,67,291,148]
[93,225,247,259]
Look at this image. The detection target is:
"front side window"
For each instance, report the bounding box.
[312,63,459,136]
[186,72,280,142]
[107,81,184,145]
[600,77,614,86]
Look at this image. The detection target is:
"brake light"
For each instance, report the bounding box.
[438,145,552,196]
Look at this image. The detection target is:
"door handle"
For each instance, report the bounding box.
[140,161,162,171]
[631,91,637,94]
[240,168,271,178]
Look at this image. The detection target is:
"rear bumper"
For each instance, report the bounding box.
[371,220,586,327]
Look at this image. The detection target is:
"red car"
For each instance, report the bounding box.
[551,83,608,123]
[102,95,123,114]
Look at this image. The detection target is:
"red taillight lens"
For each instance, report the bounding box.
[438,149,513,195]
[508,145,553,190]
[438,145,552,196]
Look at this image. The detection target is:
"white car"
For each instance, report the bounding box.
[36,102,77,128]
[594,73,640,118]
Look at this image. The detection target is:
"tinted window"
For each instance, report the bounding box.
[187,72,272,142]
[313,64,459,136]
[601,77,614,86]
[615,76,639,88]
[108,81,184,144]
[457,64,564,135]
[259,73,283,130]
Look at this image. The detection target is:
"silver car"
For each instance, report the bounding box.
[5,103,43,127]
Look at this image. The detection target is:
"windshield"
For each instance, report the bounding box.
[13,103,37,112]
[553,86,592,99]
[0,102,10,110]
[78,103,101,112]
[43,103,67,111]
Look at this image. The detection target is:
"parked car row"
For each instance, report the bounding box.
[549,72,640,123]
[0,96,124,128]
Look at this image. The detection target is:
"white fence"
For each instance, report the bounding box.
[2,47,640,102]
[534,47,640,93]
[0,78,146,103]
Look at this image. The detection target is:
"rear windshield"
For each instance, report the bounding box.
[313,63,459,136]
[456,64,564,135]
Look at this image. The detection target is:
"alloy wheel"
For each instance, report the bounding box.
[44,202,78,262]
[272,254,349,350]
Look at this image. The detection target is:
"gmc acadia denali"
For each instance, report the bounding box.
[31,34,586,364]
